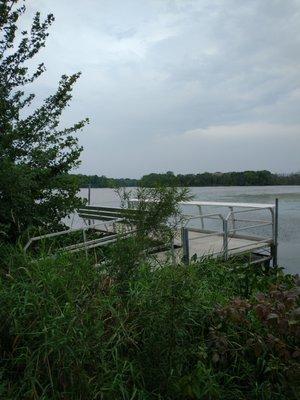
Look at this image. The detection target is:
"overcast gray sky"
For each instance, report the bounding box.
[25,0,300,177]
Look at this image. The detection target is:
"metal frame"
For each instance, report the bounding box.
[180,200,278,265]
[25,198,279,265]
[23,219,122,254]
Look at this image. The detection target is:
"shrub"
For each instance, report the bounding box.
[0,248,299,399]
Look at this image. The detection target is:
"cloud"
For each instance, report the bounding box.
[180,123,300,140]
[17,0,300,176]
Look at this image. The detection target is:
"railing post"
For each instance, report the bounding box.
[88,184,91,205]
[197,205,204,230]
[229,206,236,235]
[87,184,91,226]
[83,229,88,259]
[223,219,228,261]
[170,236,176,266]
[181,227,189,265]
[272,198,279,268]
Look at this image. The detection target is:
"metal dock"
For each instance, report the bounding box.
[24,196,279,267]
[177,200,278,266]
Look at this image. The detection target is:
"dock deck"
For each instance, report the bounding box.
[187,230,272,258]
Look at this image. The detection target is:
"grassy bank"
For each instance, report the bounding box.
[0,246,299,399]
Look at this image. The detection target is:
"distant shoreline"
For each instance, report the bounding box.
[74,170,300,188]
[80,183,300,189]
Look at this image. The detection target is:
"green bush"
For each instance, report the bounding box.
[0,247,299,399]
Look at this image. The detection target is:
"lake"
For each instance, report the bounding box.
[79,186,300,274]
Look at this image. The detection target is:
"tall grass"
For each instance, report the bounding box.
[0,244,298,399]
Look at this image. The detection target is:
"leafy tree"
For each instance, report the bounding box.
[73,171,300,188]
[0,0,88,241]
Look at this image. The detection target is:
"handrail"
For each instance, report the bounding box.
[188,231,224,241]
[61,229,137,252]
[131,199,275,209]
[231,218,270,224]
[24,219,122,252]
[225,207,273,221]
[227,222,272,234]
[180,200,275,209]
[184,213,224,227]
[226,238,272,252]
[181,200,278,264]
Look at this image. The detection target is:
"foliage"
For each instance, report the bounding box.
[140,170,299,187]
[119,185,191,241]
[201,284,300,400]
[0,243,299,399]
[0,0,88,242]
[73,170,300,188]
[75,173,139,188]
[106,186,191,291]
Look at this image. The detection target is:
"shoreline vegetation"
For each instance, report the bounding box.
[1,244,299,399]
[75,170,300,188]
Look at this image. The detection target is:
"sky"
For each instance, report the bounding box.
[23,0,300,178]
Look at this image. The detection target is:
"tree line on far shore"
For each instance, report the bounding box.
[74,170,300,188]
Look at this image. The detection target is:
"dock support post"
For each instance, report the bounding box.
[181,227,189,265]
[88,184,91,205]
[87,184,91,226]
[223,219,228,261]
[83,229,88,259]
[272,198,279,268]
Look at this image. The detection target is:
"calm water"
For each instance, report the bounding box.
[79,186,300,274]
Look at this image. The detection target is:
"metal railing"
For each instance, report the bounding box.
[24,198,279,266]
[23,219,124,257]
[181,200,278,265]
